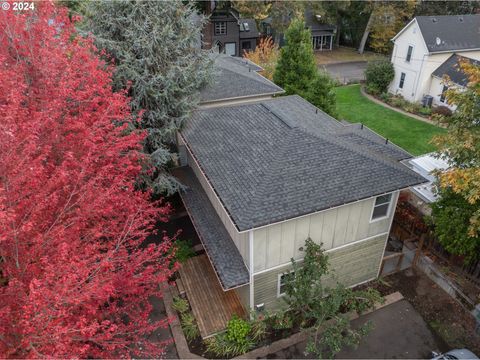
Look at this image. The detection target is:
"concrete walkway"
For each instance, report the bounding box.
[268,299,447,359]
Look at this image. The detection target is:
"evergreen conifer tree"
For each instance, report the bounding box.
[82,0,212,194]
[273,19,317,98]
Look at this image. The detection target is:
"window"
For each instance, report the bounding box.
[214,21,226,36]
[277,271,294,297]
[406,45,413,62]
[440,85,448,103]
[399,72,406,89]
[371,194,392,221]
[241,41,251,51]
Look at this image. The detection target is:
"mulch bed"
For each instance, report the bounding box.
[359,268,480,355]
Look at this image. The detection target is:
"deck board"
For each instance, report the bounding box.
[179,254,247,338]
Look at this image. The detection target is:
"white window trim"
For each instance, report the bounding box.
[405,44,414,63]
[277,271,294,298]
[369,193,393,223]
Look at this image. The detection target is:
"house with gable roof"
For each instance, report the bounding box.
[389,15,480,108]
[173,55,426,339]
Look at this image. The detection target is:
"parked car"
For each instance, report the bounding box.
[432,349,479,360]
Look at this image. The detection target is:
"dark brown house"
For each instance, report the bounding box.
[203,6,260,57]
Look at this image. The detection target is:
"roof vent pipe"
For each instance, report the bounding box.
[385,138,389,144]
[315,109,318,114]
[361,123,363,129]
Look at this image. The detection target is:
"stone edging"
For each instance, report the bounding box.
[165,288,404,359]
[359,86,445,128]
[163,286,203,359]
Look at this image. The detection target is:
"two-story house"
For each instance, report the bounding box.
[173,56,426,339]
[203,7,260,57]
[389,15,480,107]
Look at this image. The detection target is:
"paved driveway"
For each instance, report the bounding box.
[267,299,447,359]
[321,61,368,84]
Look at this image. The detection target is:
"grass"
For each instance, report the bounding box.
[335,85,445,156]
[315,46,386,65]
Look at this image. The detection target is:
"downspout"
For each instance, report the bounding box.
[413,53,428,101]
[249,230,254,312]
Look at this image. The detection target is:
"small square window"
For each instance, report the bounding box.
[406,45,413,62]
[371,193,392,221]
[215,21,227,36]
[399,72,406,89]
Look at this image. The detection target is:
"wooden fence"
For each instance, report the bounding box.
[392,201,480,286]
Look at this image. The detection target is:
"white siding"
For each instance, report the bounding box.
[389,20,429,102]
[252,192,399,272]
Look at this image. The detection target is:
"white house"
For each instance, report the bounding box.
[389,15,480,107]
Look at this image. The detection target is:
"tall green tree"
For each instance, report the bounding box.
[304,70,337,117]
[82,0,212,194]
[273,19,317,97]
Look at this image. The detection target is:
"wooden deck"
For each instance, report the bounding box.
[179,254,247,338]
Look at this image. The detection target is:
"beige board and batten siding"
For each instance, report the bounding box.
[253,234,387,310]
[181,139,250,267]
[253,191,399,272]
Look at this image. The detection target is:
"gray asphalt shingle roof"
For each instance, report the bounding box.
[416,15,480,53]
[181,95,426,232]
[239,18,259,38]
[173,167,249,290]
[432,54,480,87]
[199,55,284,104]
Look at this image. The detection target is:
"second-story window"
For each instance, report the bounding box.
[406,45,413,62]
[399,72,406,89]
[215,21,227,36]
[371,193,392,221]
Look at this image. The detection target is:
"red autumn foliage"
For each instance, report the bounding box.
[0,3,175,358]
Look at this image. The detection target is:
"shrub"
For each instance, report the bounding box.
[172,296,189,314]
[226,315,251,346]
[365,60,395,95]
[379,92,391,103]
[432,105,453,117]
[249,314,267,342]
[205,333,255,358]
[180,313,200,341]
[418,106,432,116]
[403,102,421,114]
[172,239,195,264]
[269,311,293,330]
[243,36,279,80]
[390,95,408,108]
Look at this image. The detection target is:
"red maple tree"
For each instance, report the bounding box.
[0,3,176,358]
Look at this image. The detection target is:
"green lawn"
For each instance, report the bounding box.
[335,84,445,156]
